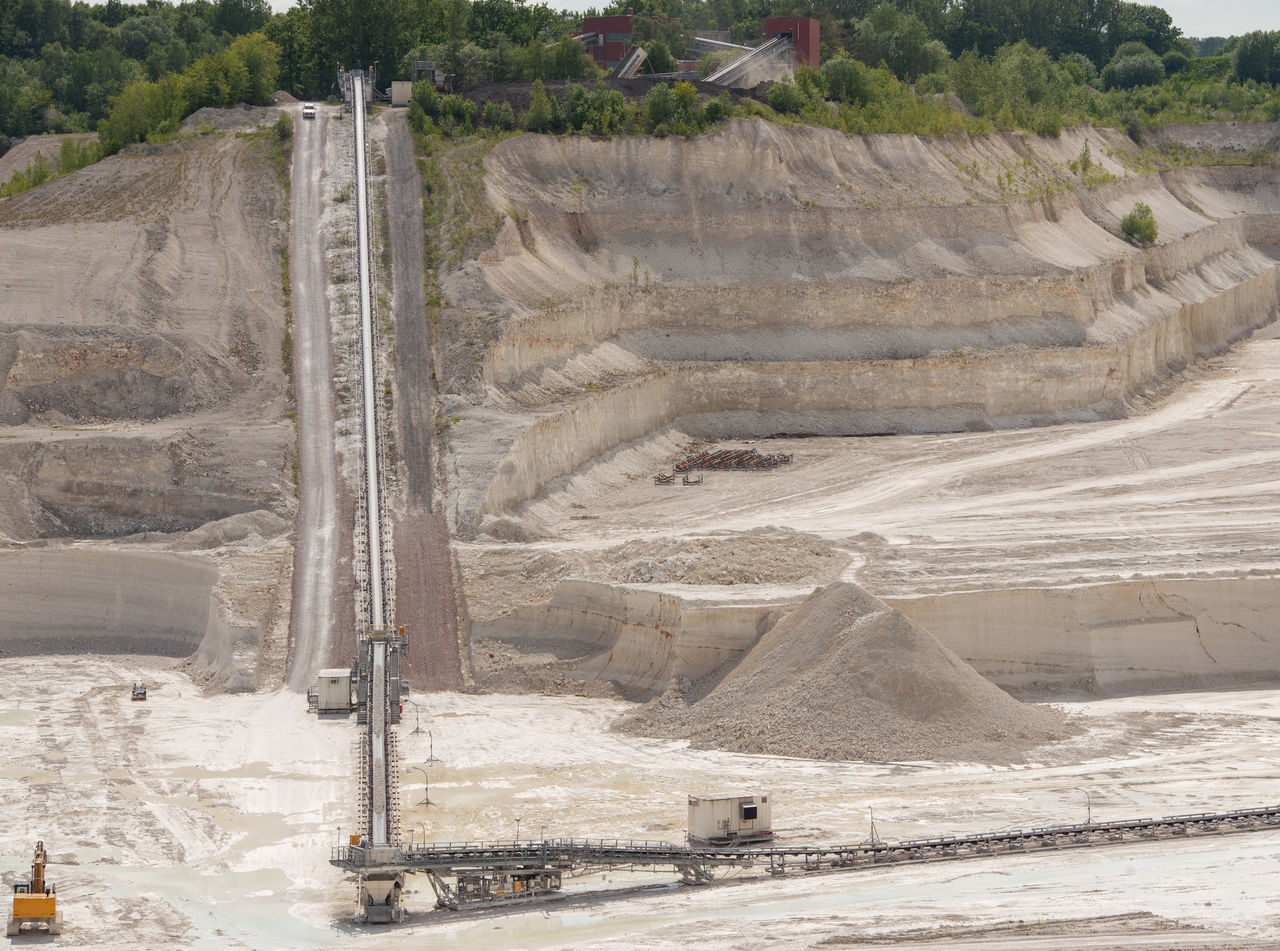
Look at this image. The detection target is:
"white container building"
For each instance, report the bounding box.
[688,793,773,846]
[315,668,352,713]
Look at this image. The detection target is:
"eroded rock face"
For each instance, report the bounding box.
[0,547,277,691]
[475,579,799,698]
[0,329,247,425]
[443,120,1280,717]
[0,133,292,538]
[0,549,216,655]
[0,129,294,687]
[892,577,1280,696]
[439,121,1280,532]
[1,429,291,538]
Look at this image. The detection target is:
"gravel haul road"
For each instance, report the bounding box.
[286,102,340,690]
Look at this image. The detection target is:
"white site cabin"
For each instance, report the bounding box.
[688,793,773,846]
[315,668,352,713]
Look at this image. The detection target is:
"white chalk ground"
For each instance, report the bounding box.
[523,323,1280,599]
[3,657,1280,949]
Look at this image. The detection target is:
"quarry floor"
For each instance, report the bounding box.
[498,319,1280,599]
[1,657,1278,950]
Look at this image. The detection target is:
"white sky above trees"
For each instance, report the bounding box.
[73,0,1273,49]
[1152,0,1277,38]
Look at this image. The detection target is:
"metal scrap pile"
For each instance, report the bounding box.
[654,447,793,483]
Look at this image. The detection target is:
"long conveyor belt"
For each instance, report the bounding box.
[334,801,1280,908]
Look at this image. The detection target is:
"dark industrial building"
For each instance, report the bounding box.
[764,16,820,68]
[579,12,820,75]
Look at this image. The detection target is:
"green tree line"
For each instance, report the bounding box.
[4,0,1280,159]
[1,0,273,145]
[584,0,1188,67]
[407,75,739,136]
[268,0,593,99]
[97,31,279,152]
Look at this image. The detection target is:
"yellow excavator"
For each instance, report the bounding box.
[7,841,61,937]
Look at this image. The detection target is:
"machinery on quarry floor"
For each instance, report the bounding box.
[8,841,61,937]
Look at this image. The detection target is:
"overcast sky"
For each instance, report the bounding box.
[257,0,1274,38]
[63,0,1260,42]
[1151,0,1277,38]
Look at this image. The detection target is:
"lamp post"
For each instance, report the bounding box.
[408,766,433,806]
[515,817,521,843]
[405,699,424,735]
[866,808,883,846]
[425,730,441,765]
[1074,787,1093,825]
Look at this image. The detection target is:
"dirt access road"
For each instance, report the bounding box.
[379,111,463,691]
[287,102,340,690]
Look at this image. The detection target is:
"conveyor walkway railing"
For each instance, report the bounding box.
[345,70,402,872]
[615,46,648,79]
[705,36,792,86]
[333,801,1280,887]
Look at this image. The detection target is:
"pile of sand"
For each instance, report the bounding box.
[617,581,1071,763]
[460,531,848,623]
[0,133,97,181]
[180,104,281,133]
[604,532,848,586]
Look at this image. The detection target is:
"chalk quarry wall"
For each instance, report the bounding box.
[0,549,263,690]
[476,580,797,696]
[477,577,1280,698]
[894,577,1280,695]
[455,121,1280,524]
[0,428,293,539]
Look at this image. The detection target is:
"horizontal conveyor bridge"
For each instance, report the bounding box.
[332,802,1280,909]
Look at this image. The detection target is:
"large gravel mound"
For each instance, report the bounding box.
[0,133,96,182]
[181,103,281,132]
[603,532,848,586]
[617,581,1071,763]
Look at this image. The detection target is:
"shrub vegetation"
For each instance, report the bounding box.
[1120,202,1159,244]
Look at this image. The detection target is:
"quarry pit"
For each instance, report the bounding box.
[0,104,1278,947]
[451,119,1280,726]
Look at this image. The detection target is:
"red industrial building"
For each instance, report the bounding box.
[580,13,635,71]
[764,16,819,68]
